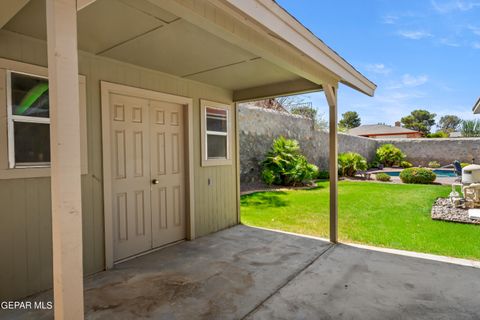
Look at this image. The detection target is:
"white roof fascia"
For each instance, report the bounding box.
[473,98,480,114]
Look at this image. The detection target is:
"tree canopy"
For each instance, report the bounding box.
[438,115,461,133]
[400,109,436,135]
[339,111,361,129]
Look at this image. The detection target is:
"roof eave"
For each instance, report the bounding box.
[473,98,480,114]
[223,0,377,96]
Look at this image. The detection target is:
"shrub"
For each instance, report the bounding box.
[400,161,413,168]
[338,152,367,177]
[428,161,441,168]
[461,120,480,137]
[317,170,329,179]
[261,136,318,186]
[368,160,382,169]
[375,173,391,182]
[399,168,436,184]
[376,144,406,167]
[261,168,275,185]
[427,131,449,138]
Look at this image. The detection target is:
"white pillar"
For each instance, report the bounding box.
[46,0,84,319]
[324,84,338,243]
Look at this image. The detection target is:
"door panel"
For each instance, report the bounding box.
[150,100,186,247]
[110,94,152,261]
[110,93,186,262]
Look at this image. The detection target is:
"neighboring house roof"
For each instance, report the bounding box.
[347,124,420,136]
[449,131,463,138]
[473,97,480,114]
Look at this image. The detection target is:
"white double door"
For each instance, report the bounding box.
[109,93,185,261]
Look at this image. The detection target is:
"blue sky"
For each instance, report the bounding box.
[277,0,480,128]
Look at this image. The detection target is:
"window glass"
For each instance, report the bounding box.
[207,134,227,159]
[206,107,227,132]
[11,72,49,118]
[13,122,51,164]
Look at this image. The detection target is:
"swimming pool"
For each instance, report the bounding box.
[384,169,456,178]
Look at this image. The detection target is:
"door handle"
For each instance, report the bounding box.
[152,179,160,185]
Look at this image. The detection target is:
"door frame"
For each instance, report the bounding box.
[100,81,195,269]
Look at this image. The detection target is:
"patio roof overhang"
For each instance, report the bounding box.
[4,0,376,100]
[473,98,480,114]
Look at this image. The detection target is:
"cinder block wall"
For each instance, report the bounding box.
[239,105,377,182]
[239,105,480,183]
[377,138,480,167]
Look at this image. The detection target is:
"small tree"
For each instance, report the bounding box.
[289,102,328,131]
[438,115,461,133]
[339,111,361,129]
[290,105,317,119]
[401,109,436,135]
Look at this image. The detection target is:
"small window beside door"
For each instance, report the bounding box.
[0,59,88,179]
[201,100,233,166]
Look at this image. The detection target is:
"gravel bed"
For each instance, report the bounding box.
[431,198,480,225]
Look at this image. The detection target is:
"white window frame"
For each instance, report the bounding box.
[0,58,88,179]
[7,70,51,168]
[200,99,233,167]
[205,107,229,159]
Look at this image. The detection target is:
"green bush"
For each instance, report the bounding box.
[375,173,391,182]
[261,136,318,186]
[399,168,436,184]
[338,152,367,177]
[461,120,480,137]
[376,144,406,167]
[368,160,382,169]
[428,161,441,168]
[400,161,413,168]
[427,131,449,138]
[317,170,329,179]
[261,168,275,185]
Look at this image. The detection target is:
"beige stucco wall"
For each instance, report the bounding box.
[0,30,239,300]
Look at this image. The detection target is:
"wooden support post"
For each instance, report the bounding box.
[46,0,84,319]
[324,84,338,243]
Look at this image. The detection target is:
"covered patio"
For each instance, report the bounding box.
[4,225,480,320]
[0,1,378,318]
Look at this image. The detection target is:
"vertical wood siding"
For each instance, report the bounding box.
[0,30,238,300]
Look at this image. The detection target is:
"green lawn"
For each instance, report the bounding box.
[241,181,480,260]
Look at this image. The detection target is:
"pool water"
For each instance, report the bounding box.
[385,169,456,178]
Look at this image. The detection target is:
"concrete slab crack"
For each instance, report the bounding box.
[240,243,335,319]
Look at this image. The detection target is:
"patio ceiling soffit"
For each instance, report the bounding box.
[73,0,374,98]
[0,0,29,29]
[155,0,376,96]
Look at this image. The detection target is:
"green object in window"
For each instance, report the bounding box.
[16,83,49,115]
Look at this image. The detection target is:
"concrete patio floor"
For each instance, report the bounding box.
[3,225,480,320]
